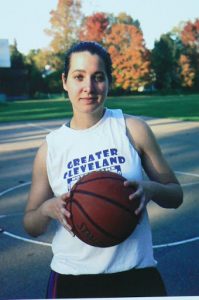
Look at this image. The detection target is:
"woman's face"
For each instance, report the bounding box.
[62,51,109,115]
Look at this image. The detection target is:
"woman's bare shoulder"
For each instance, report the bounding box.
[124,114,149,129]
[124,114,152,151]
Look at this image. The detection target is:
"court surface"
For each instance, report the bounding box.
[0,116,199,299]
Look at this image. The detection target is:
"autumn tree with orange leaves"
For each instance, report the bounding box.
[178,19,199,89]
[79,12,152,91]
[106,23,152,91]
[181,19,199,49]
[178,54,195,87]
[79,12,109,43]
[31,0,199,93]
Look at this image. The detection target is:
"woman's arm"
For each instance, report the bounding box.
[23,142,71,237]
[125,115,183,213]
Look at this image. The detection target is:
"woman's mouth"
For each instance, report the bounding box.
[80,97,98,103]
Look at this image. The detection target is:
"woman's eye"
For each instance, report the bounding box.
[74,74,84,81]
[94,74,105,82]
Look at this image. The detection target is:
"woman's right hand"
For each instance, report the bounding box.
[42,192,74,236]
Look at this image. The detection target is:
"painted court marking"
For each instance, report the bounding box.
[0,171,199,249]
[0,229,51,247]
[0,181,31,197]
[27,122,52,132]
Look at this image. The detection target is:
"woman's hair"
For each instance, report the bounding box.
[64,41,112,84]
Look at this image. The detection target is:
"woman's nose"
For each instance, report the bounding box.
[83,78,94,93]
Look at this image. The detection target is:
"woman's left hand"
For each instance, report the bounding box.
[124,181,150,215]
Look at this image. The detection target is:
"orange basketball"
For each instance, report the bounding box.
[65,171,140,247]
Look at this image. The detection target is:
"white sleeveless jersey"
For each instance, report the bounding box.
[46,108,156,275]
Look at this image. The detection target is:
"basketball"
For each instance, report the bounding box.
[65,171,140,247]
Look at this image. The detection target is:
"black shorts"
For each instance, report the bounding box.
[46,267,167,298]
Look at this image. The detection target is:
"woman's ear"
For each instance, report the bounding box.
[62,73,68,91]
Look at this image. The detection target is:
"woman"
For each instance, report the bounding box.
[23,41,183,298]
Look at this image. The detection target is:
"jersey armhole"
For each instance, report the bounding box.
[124,114,142,158]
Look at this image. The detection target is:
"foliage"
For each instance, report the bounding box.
[178,54,195,87]
[179,19,199,90]
[25,50,48,97]
[0,40,29,97]
[181,19,199,49]
[79,11,151,91]
[114,12,141,29]
[79,12,109,43]
[1,2,199,97]
[10,40,25,69]
[106,23,152,91]
[151,33,181,90]
[45,0,82,70]
[79,11,141,45]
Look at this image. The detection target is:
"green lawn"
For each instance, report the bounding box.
[0,94,198,122]
[108,94,199,121]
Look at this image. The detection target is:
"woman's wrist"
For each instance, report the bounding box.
[142,180,182,209]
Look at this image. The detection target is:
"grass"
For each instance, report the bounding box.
[0,98,73,122]
[107,94,199,121]
[0,94,198,123]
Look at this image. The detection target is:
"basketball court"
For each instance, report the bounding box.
[0,116,199,299]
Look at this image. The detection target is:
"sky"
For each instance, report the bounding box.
[0,0,198,54]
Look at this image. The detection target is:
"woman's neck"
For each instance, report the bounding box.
[70,108,106,130]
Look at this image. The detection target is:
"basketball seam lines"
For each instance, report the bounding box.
[73,189,134,215]
[71,198,122,242]
[77,176,125,185]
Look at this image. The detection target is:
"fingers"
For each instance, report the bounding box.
[61,191,71,202]
[124,180,142,201]
[58,195,75,236]
[134,200,145,215]
[59,206,75,236]
[124,180,146,215]
[60,206,70,218]
[46,193,74,236]
[59,192,71,218]
[124,180,138,189]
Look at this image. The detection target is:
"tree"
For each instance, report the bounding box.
[181,19,199,50]
[105,23,152,91]
[79,11,141,45]
[151,33,181,90]
[45,0,82,70]
[178,54,195,88]
[79,12,109,43]
[114,12,141,30]
[45,7,152,92]
[179,19,199,90]
[70,11,151,91]
[10,39,25,69]
[0,40,29,97]
[170,18,199,90]
[25,50,49,97]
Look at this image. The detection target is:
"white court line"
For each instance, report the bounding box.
[0,181,31,197]
[153,236,199,249]
[181,182,199,187]
[2,120,199,249]
[175,171,199,178]
[0,170,199,248]
[27,123,52,132]
[1,228,199,249]
[1,230,51,247]
[0,212,23,219]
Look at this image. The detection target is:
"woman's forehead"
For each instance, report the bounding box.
[69,51,106,71]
